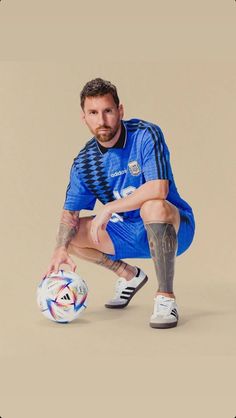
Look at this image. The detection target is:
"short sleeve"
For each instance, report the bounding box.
[63,160,96,211]
[141,125,173,182]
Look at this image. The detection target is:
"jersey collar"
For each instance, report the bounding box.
[96,120,126,154]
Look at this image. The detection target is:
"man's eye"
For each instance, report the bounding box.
[89,111,97,114]
[105,109,112,113]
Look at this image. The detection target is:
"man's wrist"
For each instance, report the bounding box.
[55,244,67,251]
[105,203,113,215]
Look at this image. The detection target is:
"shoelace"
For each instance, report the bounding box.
[114,278,126,297]
[113,272,138,299]
[153,297,174,316]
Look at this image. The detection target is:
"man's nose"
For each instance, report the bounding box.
[97,112,106,126]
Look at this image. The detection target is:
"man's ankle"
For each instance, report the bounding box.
[156,291,175,299]
[119,266,137,280]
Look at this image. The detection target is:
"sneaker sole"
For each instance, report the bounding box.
[149,321,178,329]
[105,275,148,309]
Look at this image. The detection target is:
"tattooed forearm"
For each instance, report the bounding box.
[55,210,80,249]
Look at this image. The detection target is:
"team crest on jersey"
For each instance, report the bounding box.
[128,160,141,176]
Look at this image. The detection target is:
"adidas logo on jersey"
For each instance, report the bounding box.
[111,169,127,177]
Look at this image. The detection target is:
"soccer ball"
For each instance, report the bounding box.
[37,270,88,323]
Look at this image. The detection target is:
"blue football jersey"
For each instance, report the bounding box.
[63,118,194,220]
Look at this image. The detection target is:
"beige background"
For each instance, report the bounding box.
[0,1,235,417]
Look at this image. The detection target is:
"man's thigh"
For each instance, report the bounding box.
[105,216,150,261]
[69,216,115,255]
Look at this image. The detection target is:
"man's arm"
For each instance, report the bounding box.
[45,210,80,276]
[56,210,80,249]
[105,179,169,214]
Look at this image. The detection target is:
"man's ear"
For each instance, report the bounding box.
[80,111,85,123]
[119,103,124,119]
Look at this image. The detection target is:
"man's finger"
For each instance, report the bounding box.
[92,229,97,243]
[45,266,53,277]
[92,227,99,244]
[101,223,108,231]
[68,258,77,272]
[53,264,59,274]
[90,225,97,243]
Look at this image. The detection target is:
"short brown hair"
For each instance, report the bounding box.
[80,78,120,110]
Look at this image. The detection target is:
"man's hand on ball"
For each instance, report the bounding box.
[45,247,77,277]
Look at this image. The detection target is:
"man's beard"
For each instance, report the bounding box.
[95,123,120,143]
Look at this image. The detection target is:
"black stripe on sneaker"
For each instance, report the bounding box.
[122,290,134,296]
[171,309,178,319]
[120,295,131,300]
[135,267,141,277]
[126,286,135,290]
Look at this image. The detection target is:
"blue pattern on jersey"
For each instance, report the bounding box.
[79,139,115,204]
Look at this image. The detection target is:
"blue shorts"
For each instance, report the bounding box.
[105,209,195,261]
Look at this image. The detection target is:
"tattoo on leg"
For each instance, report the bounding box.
[68,245,134,278]
[145,222,177,293]
[96,255,128,275]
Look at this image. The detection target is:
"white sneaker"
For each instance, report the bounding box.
[150,295,179,329]
[105,267,148,309]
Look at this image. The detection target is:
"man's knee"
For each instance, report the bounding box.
[140,199,168,221]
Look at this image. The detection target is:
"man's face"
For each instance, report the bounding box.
[81,93,124,143]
